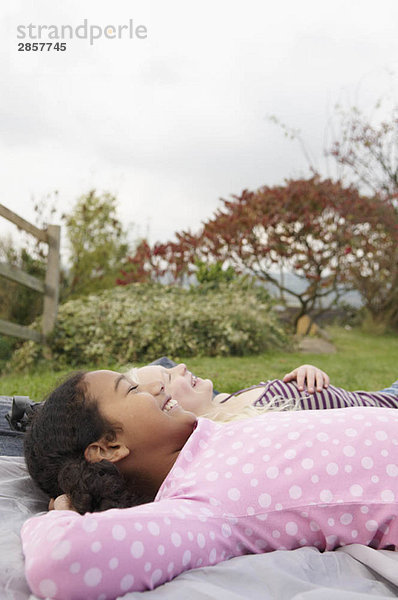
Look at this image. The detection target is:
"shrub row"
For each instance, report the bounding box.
[7,282,288,370]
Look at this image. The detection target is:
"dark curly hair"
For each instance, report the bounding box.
[24,371,152,515]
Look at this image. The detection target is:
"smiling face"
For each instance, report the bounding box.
[134,364,214,416]
[84,370,197,490]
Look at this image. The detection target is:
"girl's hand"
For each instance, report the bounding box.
[283,364,330,393]
[48,494,75,511]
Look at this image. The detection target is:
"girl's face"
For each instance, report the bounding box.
[84,370,197,483]
[135,364,214,416]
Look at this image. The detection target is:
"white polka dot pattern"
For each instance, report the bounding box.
[120,574,134,591]
[21,407,398,599]
[112,525,126,541]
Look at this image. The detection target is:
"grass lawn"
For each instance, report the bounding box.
[0,326,396,400]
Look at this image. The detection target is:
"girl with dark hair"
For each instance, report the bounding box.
[23,370,189,514]
[22,369,398,600]
[24,372,154,514]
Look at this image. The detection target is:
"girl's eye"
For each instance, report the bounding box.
[128,385,139,393]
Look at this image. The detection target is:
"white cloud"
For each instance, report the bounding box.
[1,0,397,254]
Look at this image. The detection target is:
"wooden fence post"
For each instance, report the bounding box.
[42,224,61,338]
[0,204,61,344]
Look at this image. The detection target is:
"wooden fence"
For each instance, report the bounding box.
[0,203,60,343]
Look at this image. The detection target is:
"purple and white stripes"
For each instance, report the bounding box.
[220,380,398,411]
[253,380,398,410]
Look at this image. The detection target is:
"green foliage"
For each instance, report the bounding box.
[0,335,18,365]
[0,237,45,326]
[64,190,129,298]
[194,260,237,288]
[7,282,288,370]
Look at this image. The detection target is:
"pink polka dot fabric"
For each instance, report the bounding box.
[21,407,398,600]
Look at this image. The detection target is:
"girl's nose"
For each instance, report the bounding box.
[175,363,187,375]
[142,381,165,396]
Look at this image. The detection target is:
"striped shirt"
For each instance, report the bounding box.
[220,380,398,410]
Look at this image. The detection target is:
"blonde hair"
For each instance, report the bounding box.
[201,394,303,423]
[127,367,139,382]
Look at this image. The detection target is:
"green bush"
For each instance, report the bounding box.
[0,335,18,360]
[7,282,289,370]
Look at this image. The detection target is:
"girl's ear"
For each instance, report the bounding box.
[84,438,130,464]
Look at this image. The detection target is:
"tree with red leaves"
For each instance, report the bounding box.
[137,177,395,327]
[116,239,167,285]
[194,177,398,324]
[341,224,398,330]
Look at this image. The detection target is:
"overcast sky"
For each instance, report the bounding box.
[1,0,397,258]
